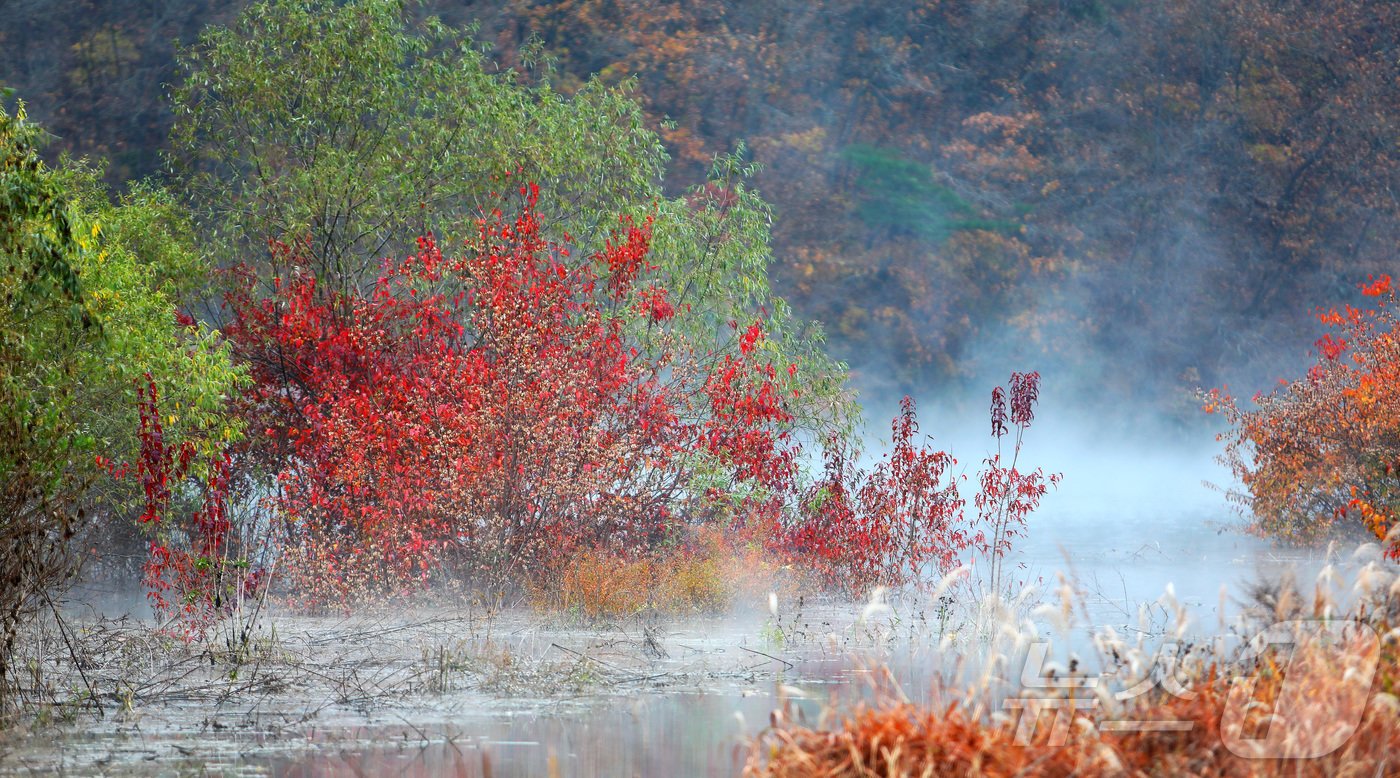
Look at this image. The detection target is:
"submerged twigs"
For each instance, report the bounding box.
[4,598,889,773]
[739,646,794,670]
[549,642,625,674]
[301,614,476,648]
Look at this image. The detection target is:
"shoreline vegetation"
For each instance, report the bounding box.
[748,556,1400,777]
[2,547,1397,775]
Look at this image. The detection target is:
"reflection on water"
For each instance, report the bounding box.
[266,692,794,777]
[257,643,872,776]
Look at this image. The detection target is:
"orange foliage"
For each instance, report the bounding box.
[748,631,1400,777]
[529,526,796,619]
[1206,276,1400,554]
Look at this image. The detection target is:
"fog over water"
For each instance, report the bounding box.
[235,430,1333,778]
[23,390,1354,777]
[20,250,1364,776]
[856,368,1332,634]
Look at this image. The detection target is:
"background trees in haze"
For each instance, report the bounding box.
[8,0,1394,411]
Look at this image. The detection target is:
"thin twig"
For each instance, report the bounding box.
[739,645,794,669]
[41,589,102,718]
[549,642,625,673]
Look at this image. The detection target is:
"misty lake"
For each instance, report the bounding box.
[3,433,1347,778]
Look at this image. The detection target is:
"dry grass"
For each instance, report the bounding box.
[529,528,800,619]
[750,668,1400,776]
[546,548,659,620]
[747,552,1400,777]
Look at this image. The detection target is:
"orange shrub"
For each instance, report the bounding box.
[530,531,797,619]
[1206,275,1400,554]
[537,548,657,620]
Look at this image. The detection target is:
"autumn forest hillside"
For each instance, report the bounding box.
[3,0,1398,412]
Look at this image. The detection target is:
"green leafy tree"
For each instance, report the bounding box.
[169,0,666,295]
[0,100,243,710]
[169,0,855,486]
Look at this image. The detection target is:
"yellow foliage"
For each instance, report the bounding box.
[530,528,797,619]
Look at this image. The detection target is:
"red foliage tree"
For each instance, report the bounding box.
[789,397,963,595]
[976,371,1061,596]
[100,374,256,640]
[225,185,800,605]
[789,374,1058,598]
